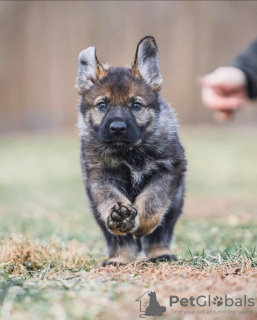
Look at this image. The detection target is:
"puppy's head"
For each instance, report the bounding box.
[76,36,163,148]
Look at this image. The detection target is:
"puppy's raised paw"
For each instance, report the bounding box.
[106,202,138,235]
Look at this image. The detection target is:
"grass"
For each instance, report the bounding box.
[0,126,257,319]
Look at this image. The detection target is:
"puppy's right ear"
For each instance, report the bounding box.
[75,47,106,93]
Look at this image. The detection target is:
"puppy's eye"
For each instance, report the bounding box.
[97,101,107,111]
[132,102,143,111]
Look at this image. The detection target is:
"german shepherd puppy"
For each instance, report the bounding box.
[75,36,187,266]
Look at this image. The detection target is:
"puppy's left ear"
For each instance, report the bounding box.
[132,36,163,91]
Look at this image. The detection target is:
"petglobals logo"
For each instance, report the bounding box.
[136,291,255,318]
[136,291,166,318]
[135,291,255,318]
[169,295,255,308]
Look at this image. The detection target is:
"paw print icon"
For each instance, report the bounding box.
[213,296,223,307]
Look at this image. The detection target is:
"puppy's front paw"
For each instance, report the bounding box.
[102,259,125,267]
[106,202,138,235]
[148,254,178,263]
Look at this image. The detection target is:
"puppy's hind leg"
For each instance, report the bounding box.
[141,192,184,263]
[99,220,138,266]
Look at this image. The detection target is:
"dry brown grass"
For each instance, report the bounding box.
[0,236,95,275]
[0,237,256,320]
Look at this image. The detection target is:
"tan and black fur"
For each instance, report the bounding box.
[75,36,187,266]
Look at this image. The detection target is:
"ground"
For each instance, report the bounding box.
[0,126,257,320]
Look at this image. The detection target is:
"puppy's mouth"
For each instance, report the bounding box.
[106,139,132,148]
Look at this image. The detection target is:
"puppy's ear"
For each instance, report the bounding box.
[132,36,163,91]
[76,47,106,93]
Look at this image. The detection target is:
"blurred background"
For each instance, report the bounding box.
[1,0,257,246]
[0,0,257,246]
[0,3,257,318]
[0,1,257,132]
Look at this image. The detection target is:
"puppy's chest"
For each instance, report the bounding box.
[125,162,155,187]
[111,161,157,198]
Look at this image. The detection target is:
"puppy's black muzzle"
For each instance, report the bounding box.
[109,121,127,136]
[98,107,140,147]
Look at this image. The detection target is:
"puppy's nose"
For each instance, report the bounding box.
[109,121,127,135]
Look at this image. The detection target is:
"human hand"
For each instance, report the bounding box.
[198,67,247,121]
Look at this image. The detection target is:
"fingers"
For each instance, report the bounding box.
[198,66,247,108]
[198,67,247,89]
[201,86,245,110]
[197,67,248,122]
[198,76,246,97]
[198,74,240,90]
[198,75,221,88]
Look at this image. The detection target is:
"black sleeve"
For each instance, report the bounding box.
[231,39,257,99]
